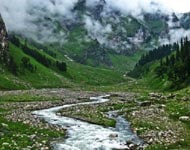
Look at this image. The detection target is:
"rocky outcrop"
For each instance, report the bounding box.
[0,14,9,64]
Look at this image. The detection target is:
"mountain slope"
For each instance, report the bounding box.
[129,38,190,90]
[4,0,189,71]
[0,14,9,65]
[0,14,126,89]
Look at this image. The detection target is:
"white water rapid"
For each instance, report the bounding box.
[32,95,143,150]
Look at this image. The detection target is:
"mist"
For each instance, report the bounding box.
[0,0,190,45]
[0,0,78,41]
[84,15,112,44]
[0,0,167,33]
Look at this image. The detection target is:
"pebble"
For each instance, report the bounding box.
[179,116,190,121]
[2,142,10,146]
[30,134,36,140]
[109,133,118,138]
[1,123,8,128]
[139,101,152,107]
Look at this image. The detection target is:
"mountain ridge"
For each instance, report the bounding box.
[0,14,9,66]
[3,0,190,68]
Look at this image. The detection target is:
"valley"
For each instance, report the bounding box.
[0,84,190,149]
[1,0,190,149]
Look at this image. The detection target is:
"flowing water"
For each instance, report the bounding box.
[32,95,143,150]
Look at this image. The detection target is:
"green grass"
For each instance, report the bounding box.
[0,116,64,149]
[145,20,166,34]
[9,43,71,89]
[121,17,141,36]
[62,26,91,56]
[0,72,27,90]
[66,62,125,86]
[0,42,128,90]
[109,50,145,73]
[0,94,57,102]
[166,102,190,120]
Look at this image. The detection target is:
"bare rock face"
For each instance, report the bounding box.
[0,14,9,64]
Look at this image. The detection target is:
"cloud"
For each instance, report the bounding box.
[156,0,190,13]
[0,0,189,46]
[0,0,78,33]
[84,15,112,44]
[0,0,29,32]
[0,0,168,35]
[169,29,190,43]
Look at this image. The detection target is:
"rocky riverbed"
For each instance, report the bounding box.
[0,89,190,149]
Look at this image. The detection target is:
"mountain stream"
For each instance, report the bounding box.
[32,95,143,150]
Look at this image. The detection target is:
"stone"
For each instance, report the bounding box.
[24,105,31,110]
[179,116,190,121]
[2,142,10,146]
[139,101,152,107]
[109,133,118,138]
[30,134,37,140]
[167,93,175,99]
[1,123,8,128]
[147,138,153,144]
[149,93,161,98]
[0,132,4,137]
[129,143,136,149]
[158,104,166,109]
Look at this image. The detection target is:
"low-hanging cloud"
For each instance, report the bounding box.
[0,0,168,33]
[0,0,78,33]
[106,0,164,17]
[0,0,189,45]
[84,15,112,44]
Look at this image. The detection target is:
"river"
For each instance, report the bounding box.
[32,95,143,150]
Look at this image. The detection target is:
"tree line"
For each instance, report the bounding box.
[156,37,190,87]
[8,35,67,75]
[128,43,174,77]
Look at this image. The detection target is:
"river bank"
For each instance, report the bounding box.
[0,88,190,149]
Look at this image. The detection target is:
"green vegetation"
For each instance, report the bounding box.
[0,115,64,149]
[109,50,145,73]
[1,8,190,150]
[144,14,167,34]
[67,62,125,86]
[0,38,127,90]
[0,94,55,102]
[122,17,141,36]
[156,38,190,89]
[128,38,190,90]
[8,43,70,89]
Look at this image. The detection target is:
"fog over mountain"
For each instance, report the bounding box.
[0,0,190,47]
[0,0,170,33]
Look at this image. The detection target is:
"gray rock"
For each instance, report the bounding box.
[109,133,118,138]
[149,93,161,98]
[139,101,152,107]
[179,116,190,121]
[2,142,10,146]
[30,134,37,140]
[1,123,8,128]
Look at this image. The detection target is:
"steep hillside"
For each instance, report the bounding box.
[129,37,190,90]
[0,15,125,89]
[3,0,190,70]
[0,14,9,65]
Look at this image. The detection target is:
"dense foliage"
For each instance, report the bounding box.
[128,43,174,77]
[9,35,67,74]
[156,37,190,87]
[129,36,190,89]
